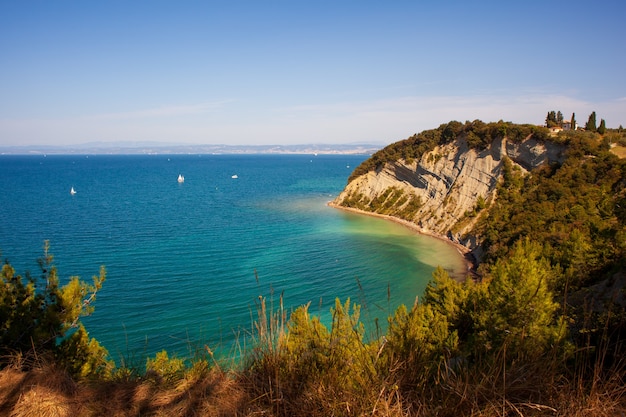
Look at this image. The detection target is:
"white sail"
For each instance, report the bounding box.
[178,174,185,183]
[70,187,76,195]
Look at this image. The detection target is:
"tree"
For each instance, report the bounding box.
[0,241,111,377]
[423,266,470,328]
[571,113,577,130]
[546,111,558,128]
[384,299,457,389]
[585,111,597,132]
[556,111,564,127]
[598,118,607,134]
[283,302,330,383]
[280,298,374,392]
[326,298,374,388]
[471,239,566,359]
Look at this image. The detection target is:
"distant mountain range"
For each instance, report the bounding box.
[0,142,381,155]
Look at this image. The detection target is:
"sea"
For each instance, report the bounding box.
[0,154,466,362]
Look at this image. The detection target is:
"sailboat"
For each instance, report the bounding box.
[70,187,77,195]
[177,174,185,183]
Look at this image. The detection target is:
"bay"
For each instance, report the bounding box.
[0,154,466,361]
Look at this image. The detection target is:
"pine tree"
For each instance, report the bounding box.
[0,241,111,377]
[384,300,457,388]
[423,266,470,328]
[471,239,566,359]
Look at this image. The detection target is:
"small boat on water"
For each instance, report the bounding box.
[178,174,185,183]
[70,187,76,195]
[231,174,238,179]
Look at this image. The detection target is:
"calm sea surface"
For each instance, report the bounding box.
[0,154,465,361]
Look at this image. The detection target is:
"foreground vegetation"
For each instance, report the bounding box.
[2,119,626,416]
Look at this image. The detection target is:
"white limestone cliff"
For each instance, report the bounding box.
[333,136,565,255]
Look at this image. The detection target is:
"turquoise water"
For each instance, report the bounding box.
[0,154,465,360]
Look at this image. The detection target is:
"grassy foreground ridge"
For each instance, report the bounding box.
[2,119,626,416]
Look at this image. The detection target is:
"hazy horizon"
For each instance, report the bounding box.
[0,140,383,155]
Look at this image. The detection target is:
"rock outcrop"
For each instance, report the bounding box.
[333,136,565,255]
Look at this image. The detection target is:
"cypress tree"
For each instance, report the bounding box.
[585,111,597,132]
[546,111,557,127]
[598,119,606,134]
[571,113,576,130]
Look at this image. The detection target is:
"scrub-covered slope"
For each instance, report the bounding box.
[334,118,626,289]
[333,121,565,258]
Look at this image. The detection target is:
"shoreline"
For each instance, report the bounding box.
[327,201,477,277]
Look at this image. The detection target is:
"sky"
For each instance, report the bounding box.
[1,0,625,147]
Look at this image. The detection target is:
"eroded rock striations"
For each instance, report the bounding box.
[332,135,565,261]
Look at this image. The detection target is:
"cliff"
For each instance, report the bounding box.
[332,134,566,259]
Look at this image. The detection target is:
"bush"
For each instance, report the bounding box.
[146,350,186,385]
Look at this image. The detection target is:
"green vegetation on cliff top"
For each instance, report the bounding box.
[348,119,553,183]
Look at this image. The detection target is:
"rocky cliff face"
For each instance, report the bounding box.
[333,136,565,254]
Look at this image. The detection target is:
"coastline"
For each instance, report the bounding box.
[327,201,477,276]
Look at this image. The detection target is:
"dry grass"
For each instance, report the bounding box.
[0,363,255,417]
[1,353,625,416]
[7,356,620,417]
[610,145,626,159]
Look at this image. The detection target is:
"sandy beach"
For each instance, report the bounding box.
[327,201,477,275]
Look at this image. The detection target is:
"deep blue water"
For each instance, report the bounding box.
[0,154,465,361]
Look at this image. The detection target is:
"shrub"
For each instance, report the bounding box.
[146,350,186,385]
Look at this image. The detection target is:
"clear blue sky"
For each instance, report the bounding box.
[1,0,625,147]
